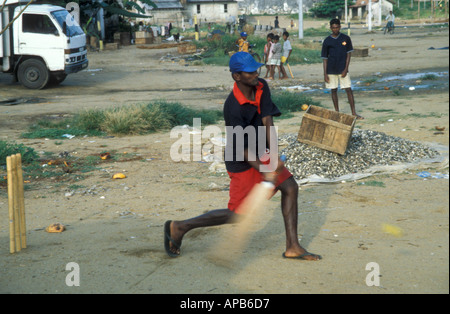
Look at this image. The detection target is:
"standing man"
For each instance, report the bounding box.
[384,10,395,34]
[274,16,279,28]
[321,18,363,119]
[164,52,321,261]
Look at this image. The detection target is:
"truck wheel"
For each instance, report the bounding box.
[17,59,50,90]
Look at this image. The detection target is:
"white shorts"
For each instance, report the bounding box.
[269,58,281,66]
[325,74,352,89]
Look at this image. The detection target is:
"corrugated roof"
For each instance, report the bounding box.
[187,0,237,3]
[350,0,379,7]
[146,0,184,10]
[143,0,237,10]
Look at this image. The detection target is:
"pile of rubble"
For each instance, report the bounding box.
[280,129,441,182]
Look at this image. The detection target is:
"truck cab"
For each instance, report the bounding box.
[1,0,88,89]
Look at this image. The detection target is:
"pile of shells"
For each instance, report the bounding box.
[280,129,440,180]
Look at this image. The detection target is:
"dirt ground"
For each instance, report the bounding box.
[0,21,448,295]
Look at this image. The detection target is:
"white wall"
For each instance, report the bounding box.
[185,3,239,23]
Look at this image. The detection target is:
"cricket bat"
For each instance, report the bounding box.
[208,181,275,265]
[287,63,294,78]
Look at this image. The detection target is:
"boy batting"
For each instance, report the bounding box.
[164,52,321,261]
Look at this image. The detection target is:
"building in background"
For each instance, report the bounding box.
[135,0,238,26]
[349,0,393,22]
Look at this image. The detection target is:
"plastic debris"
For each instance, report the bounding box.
[45,223,65,233]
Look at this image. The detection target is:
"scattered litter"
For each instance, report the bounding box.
[59,151,70,158]
[119,210,135,218]
[428,46,449,50]
[416,171,448,179]
[45,223,65,233]
[62,134,75,139]
[280,85,311,91]
[382,223,403,237]
[112,173,127,179]
[210,137,226,147]
[208,160,227,173]
[100,152,111,160]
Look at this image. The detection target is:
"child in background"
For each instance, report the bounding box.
[268,35,282,80]
[263,33,274,78]
[280,31,292,80]
[236,32,249,53]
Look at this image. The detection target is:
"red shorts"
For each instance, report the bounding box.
[227,166,293,214]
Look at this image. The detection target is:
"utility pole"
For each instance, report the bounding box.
[298,0,303,39]
[378,0,382,26]
[368,0,373,31]
[194,14,199,41]
[345,0,348,24]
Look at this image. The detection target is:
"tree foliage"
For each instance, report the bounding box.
[310,0,346,19]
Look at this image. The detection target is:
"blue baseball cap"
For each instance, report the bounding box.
[229,52,264,74]
[240,32,247,37]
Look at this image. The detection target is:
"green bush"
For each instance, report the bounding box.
[0,141,38,166]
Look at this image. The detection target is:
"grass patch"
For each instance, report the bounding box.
[362,78,378,85]
[22,101,223,138]
[272,91,322,119]
[303,25,331,38]
[0,140,38,166]
[194,33,322,66]
[370,109,398,113]
[420,74,438,81]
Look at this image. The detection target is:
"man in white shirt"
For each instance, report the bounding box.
[385,10,395,34]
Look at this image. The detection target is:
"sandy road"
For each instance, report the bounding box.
[0,22,448,295]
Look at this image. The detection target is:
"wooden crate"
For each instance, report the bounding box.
[104,43,120,50]
[353,47,369,57]
[119,32,131,46]
[135,31,152,39]
[177,44,197,54]
[135,38,153,45]
[297,105,356,155]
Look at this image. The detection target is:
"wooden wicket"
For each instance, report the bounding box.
[6,154,27,253]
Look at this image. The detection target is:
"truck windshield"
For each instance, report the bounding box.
[51,10,84,37]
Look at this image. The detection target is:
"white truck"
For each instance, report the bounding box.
[1,0,88,89]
